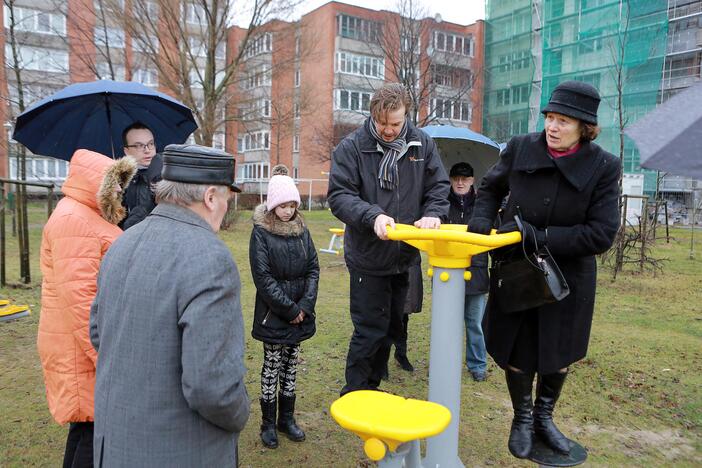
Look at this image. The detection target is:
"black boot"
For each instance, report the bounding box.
[394,351,414,372]
[505,368,535,459]
[277,394,305,442]
[260,399,278,449]
[534,371,570,454]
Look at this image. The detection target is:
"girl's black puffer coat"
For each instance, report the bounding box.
[249,204,319,344]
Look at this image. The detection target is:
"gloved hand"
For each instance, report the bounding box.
[498,219,547,253]
[467,216,493,235]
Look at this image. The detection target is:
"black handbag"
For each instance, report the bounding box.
[490,216,570,314]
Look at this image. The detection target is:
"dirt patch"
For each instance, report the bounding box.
[574,424,699,461]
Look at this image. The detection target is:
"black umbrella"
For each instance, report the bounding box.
[13,80,197,161]
[625,80,702,179]
[421,125,501,182]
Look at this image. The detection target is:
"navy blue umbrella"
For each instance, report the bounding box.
[13,80,197,161]
[421,125,501,182]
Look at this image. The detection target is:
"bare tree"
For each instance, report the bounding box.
[336,0,478,127]
[94,0,303,147]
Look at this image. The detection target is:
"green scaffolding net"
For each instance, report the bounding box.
[485,0,669,192]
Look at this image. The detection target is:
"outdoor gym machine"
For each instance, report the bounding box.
[331,224,520,468]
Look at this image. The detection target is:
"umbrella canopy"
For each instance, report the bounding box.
[625,80,702,179]
[421,125,501,182]
[13,80,198,161]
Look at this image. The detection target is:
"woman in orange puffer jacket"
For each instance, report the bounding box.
[37,150,135,468]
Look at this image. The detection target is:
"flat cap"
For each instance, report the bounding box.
[162,144,241,193]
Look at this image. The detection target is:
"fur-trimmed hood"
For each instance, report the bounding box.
[252,203,305,236]
[62,150,137,225]
[98,156,137,225]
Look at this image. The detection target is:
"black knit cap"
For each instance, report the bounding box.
[541,80,600,125]
[162,144,241,193]
[449,162,474,178]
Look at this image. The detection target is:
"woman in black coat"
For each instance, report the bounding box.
[249,165,319,450]
[469,81,620,458]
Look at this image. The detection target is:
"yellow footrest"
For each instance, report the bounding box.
[331,390,451,460]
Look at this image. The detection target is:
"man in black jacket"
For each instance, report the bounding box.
[328,83,450,395]
[120,122,163,229]
[446,162,489,382]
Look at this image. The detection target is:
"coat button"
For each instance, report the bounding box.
[543,197,551,205]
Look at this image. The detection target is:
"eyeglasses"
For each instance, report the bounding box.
[125,141,155,151]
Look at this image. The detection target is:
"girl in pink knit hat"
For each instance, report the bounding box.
[249,164,319,449]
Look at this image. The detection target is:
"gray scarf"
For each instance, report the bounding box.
[367,117,409,190]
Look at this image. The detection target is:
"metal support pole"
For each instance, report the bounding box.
[308,180,312,212]
[424,266,466,468]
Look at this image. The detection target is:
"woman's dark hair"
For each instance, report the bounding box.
[580,123,601,142]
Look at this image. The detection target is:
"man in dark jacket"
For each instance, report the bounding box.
[120,121,162,229]
[328,83,450,395]
[446,162,489,382]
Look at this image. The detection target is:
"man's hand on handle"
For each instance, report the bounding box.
[374,214,396,240]
[413,217,441,229]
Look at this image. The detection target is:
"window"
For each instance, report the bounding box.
[94,0,124,11]
[133,35,159,53]
[496,89,510,106]
[132,68,158,87]
[513,50,530,70]
[212,133,225,150]
[4,6,66,36]
[189,69,203,88]
[182,2,206,25]
[432,65,471,88]
[7,45,68,72]
[336,52,384,79]
[239,162,270,181]
[188,37,206,57]
[337,14,381,43]
[335,89,372,112]
[512,84,529,104]
[237,136,244,153]
[400,34,420,53]
[293,167,299,179]
[295,36,301,56]
[430,98,471,122]
[433,32,474,57]
[243,131,270,151]
[10,157,68,180]
[498,54,510,72]
[294,69,300,87]
[294,102,300,118]
[244,64,271,89]
[96,62,125,80]
[293,135,300,152]
[94,27,125,49]
[579,29,604,54]
[245,33,272,57]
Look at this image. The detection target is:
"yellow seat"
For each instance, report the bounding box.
[331,390,451,460]
[0,299,9,306]
[0,304,30,322]
[329,228,344,235]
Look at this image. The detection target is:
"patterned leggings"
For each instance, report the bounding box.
[261,343,300,402]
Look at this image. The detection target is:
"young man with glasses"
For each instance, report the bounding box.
[121,121,163,229]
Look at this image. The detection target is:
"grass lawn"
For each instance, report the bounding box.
[1,204,700,467]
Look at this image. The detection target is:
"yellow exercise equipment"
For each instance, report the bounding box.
[330,390,450,461]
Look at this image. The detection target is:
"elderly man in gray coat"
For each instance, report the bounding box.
[90,144,250,467]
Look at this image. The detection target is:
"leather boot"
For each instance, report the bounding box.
[534,371,570,454]
[394,351,414,372]
[505,368,535,459]
[277,394,305,442]
[259,399,278,449]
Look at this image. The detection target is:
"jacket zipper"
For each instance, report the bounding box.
[262,310,271,325]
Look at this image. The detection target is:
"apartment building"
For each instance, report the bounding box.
[230,1,484,198]
[1,0,227,184]
[483,0,701,200]
[1,1,484,200]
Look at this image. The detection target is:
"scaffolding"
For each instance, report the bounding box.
[485,0,669,192]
